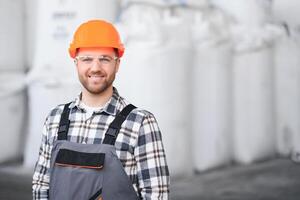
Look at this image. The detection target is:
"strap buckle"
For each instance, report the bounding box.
[58,124,68,133]
[105,127,118,138]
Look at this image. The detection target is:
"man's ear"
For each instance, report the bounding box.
[115,59,120,73]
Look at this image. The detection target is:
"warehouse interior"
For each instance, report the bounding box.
[1,0,300,199]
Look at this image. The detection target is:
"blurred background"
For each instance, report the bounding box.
[1,0,300,199]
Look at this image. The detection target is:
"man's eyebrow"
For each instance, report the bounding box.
[77,54,113,57]
[101,55,114,57]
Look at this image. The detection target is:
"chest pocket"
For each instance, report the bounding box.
[55,149,105,170]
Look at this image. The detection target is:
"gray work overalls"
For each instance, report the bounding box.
[49,103,140,200]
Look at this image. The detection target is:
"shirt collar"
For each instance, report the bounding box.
[69,87,121,116]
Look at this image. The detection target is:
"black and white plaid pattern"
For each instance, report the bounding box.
[32,88,170,199]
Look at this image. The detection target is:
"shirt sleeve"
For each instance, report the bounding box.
[32,118,52,200]
[134,112,170,199]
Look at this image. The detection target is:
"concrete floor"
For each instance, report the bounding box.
[0,158,299,200]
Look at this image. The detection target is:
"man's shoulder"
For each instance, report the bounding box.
[45,103,70,124]
[126,105,158,124]
[133,107,154,117]
[48,103,66,116]
[118,97,156,122]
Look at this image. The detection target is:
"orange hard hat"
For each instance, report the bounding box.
[69,19,124,58]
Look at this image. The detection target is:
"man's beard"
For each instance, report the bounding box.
[79,73,116,95]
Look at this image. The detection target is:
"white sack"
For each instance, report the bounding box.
[274,29,300,156]
[25,0,38,70]
[24,80,80,168]
[115,5,192,175]
[0,0,24,71]
[184,8,233,171]
[193,42,233,171]
[233,48,275,164]
[0,73,25,162]
[231,24,283,164]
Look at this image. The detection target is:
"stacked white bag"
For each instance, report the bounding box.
[273,0,300,161]
[0,73,25,162]
[25,0,38,70]
[174,5,233,171]
[273,27,300,158]
[0,0,26,162]
[115,1,192,176]
[212,0,280,164]
[0,0,24,71]
[24,0,121,168]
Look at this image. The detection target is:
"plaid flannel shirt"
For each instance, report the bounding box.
[32,88,170,199]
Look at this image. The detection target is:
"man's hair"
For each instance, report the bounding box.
[114,48,119,58]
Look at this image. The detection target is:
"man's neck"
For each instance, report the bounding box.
[81,87,113,107]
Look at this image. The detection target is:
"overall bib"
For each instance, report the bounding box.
[49,103,140,200]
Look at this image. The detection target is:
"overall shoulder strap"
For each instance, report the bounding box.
[102,104,136,145]
[57,102,72,140]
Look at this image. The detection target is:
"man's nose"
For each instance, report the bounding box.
[90,59,102,70]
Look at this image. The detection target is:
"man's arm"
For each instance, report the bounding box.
[135,112,170,199]
[32,119,52,200]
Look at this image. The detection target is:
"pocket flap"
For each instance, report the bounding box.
[55,149,105,170]
[89,188,102,200]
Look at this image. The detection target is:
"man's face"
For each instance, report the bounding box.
[75,47,120,95]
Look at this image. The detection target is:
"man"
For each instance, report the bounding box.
[32,19,170,200]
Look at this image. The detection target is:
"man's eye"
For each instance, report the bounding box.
[99,58,111,63]
[82,57,93,62]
